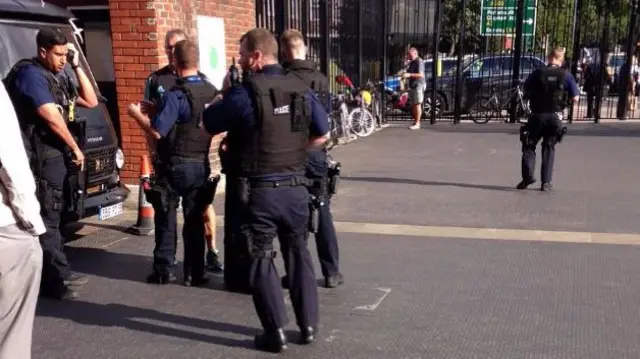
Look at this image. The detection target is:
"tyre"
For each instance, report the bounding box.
[422,92,443,119]
[349,107,376,137]
[472,98,496,124]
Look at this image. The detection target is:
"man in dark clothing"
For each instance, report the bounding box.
[280,29,343,289]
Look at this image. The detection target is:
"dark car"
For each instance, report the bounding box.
[0,0,129,224]
[425,54,547,116]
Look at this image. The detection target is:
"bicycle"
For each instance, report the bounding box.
[326,92,356,150]
[473,80,531,124]
[348,82,377,137]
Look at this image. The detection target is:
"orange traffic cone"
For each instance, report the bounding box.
[128,155,155,236]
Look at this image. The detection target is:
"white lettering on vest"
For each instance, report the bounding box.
[273,105,290,115]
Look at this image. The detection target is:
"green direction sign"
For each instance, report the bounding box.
[480,0,536,37]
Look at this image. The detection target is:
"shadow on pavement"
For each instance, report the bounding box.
[66,247,154,283]
[36,300,256,349]
[342,176,515,192]
[423,122,640,138]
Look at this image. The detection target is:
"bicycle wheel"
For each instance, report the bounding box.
[349,107,376,137]
[473,97,498,124]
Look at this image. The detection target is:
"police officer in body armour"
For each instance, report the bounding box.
[280,29,344,289]
[4,28,98,300]
[518,47,580,191]
[203,28,330,353]
[142,28,224,273]
[128,40,217,286]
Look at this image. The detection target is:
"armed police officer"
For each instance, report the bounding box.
[4,28,98,300]
[203,28,330,353]
[128,40,217,286]
[518,47,579,192]
[142,28,224,273]
[280,29,344,289]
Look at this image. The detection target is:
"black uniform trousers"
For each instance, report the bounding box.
[37,155,72,296]
[152,157,209,279]
[223,175,252,292]
[305,149,340,278]
[245,184,319,331]
[521,113,563,184]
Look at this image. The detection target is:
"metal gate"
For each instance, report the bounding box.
[257,0,639,123]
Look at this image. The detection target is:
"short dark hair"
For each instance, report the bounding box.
[240,28,278,59]
[165,28,187,48]
[173,39,199,69]
[36,28,67,51]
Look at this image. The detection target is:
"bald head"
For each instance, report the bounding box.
[280,29,307,61]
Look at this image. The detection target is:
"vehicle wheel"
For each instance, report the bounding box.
[422,92,443,119]
[472,98,495,124]
[349,107,376,137]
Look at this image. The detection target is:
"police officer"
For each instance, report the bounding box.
[203,28,330,353]
[142,28,223,274]
[280,29,344,288]
[518,47,579,191]
[3,28,99,300]
[128,39,217,286]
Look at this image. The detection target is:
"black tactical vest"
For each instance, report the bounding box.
[285,60,331,112]
[529,66,567,114]
[147,66,211,104]
[3,58,72,159]
[230,72,312,177]
[162,79,216,160]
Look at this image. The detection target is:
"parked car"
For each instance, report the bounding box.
[0,0,129,225]
[424,54,547,116]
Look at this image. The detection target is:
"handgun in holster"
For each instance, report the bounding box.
[143,176,170,212]
[308,194,324,234]
[327,161,341,195]
[519,125,531,146]
[557,126,568,143]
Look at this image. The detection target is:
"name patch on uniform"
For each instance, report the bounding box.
[274,105,290,115]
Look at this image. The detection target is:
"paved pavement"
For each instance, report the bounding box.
[34,121,640,359]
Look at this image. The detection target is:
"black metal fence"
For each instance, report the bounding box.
[257,0,640,123]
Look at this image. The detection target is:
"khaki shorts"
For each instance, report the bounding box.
[409,84,425,105]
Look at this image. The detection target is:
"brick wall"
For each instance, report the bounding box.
[109,0,255,183]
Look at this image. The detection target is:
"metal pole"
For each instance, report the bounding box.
[510,0,525,124]
[430,0,442,125]
[320,0,330,77]
[568,0,583,124]
[453,0,466,124]
[617,0,638,119]
[381,0,388,125]
[357,0,363,85]
[594,1,610,124]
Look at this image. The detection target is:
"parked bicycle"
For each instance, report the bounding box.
[473,80,531,124]
[326,92,356,150]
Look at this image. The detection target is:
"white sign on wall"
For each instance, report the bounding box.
[196,15,226,90]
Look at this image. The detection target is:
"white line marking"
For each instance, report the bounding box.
[354,287,392,311]
[101,237,129,248]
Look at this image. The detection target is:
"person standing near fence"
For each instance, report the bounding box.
[0,81,45,359]
[404,47,426,130]
[518,47,579,192]
[280,29,344,289]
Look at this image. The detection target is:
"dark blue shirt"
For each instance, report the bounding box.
[203,64,330,180]
[151,75,204,138]
[524,65,580,100]
[12,64,57,109]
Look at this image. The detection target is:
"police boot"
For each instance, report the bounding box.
[516,178,536,190]
[254,328,288,353]
[325,273,344,288]
[300,326,317,344]
[184,274,210,287]
[541,183,553,192]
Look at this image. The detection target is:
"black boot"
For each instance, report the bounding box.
[254,328,288,353]
[300,326,316,344]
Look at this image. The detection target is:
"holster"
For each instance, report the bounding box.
[327,161,341,195]
[308,194,323,234]
[65,166,86,219]
[144,176,172,212]
[519,125,531,146]
[202,175,221,205]
[557,126,568,143]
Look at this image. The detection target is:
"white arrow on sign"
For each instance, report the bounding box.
[525,18,534,25]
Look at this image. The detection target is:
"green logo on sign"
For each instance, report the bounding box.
[209,47,219,69]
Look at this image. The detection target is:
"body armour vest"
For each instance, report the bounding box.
[160,79,216,160]
[230,72,312,177]
[286,60,331,113]
[147,66,211,103]
[529,66,567,114]
[3,58,72,159]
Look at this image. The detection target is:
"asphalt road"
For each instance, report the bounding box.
[33,121,640,359]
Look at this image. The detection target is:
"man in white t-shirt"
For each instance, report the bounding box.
[0,82,46,359]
